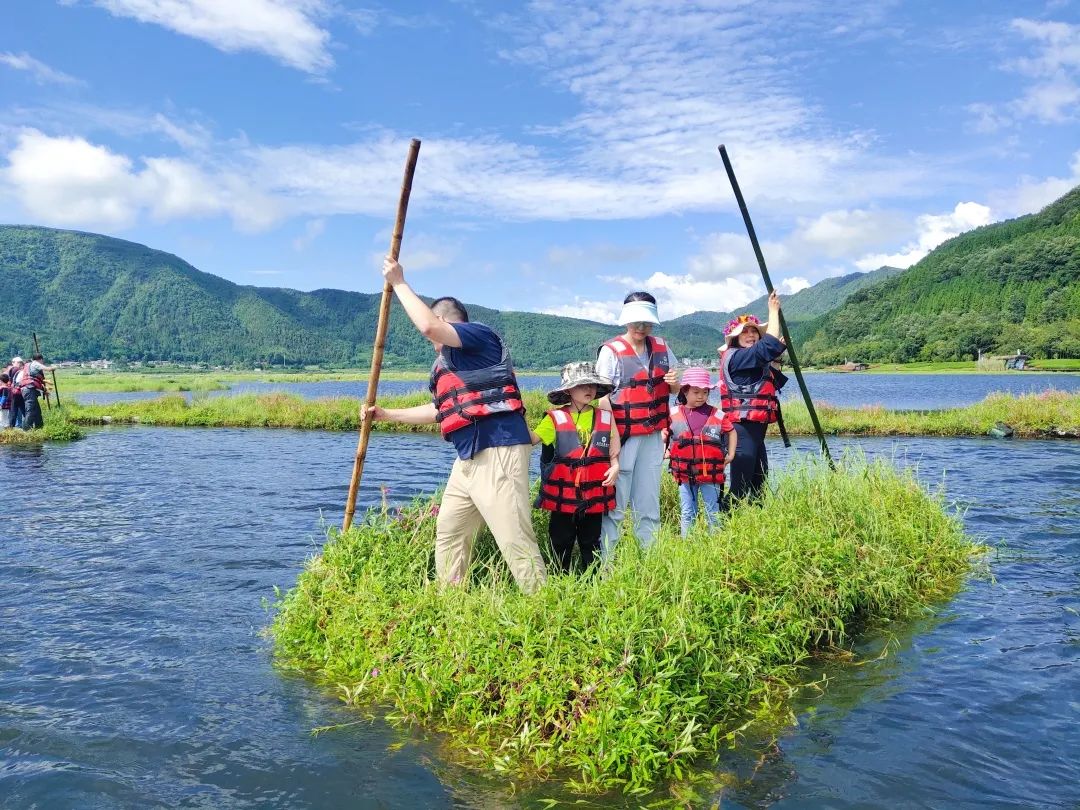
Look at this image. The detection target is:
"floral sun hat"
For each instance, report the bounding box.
[723,314,766,347]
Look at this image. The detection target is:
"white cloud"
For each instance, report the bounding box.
[791,208,910,259]
[969,18,1080,129]
[989,149,1080,217]
[86,0,333,73]
[854,202,992,270]
[292,218,325,251]
[0,129,280,230]
[542,299,623,324]
[779,276,811,294]
[0,52,84,85]
[641,271,762,319]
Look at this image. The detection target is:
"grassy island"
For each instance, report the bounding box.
[0,413,84,445]
[271,458,976,793]
[65,389,1080,438]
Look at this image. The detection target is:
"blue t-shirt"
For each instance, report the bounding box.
[435,322,531,460]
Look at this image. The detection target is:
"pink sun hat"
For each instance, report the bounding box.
[679,367,715,391]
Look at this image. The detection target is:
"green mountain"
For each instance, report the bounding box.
[800,186,1080,364]
[0,225,722,368]
[10,190,1072,372]
[667,265,903,339]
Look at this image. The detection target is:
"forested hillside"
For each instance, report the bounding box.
[6,183,1075,371]
[0,226,721,367]
[800,187,1080,364]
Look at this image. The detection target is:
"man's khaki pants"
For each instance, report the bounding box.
[435,443,547,594]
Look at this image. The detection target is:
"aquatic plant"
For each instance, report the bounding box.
[66,389,1080,438]
[271,456,974,793]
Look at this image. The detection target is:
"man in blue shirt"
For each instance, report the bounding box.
[362,257,547,594]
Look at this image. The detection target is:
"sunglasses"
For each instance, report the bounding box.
[626,321,653,331]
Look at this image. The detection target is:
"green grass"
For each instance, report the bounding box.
[270,456,976,793]
[783,389,1080,437]
[0,410,84,444]
[1028,358,1080,372]
[65,389,1080,438]
[54,368,435,393]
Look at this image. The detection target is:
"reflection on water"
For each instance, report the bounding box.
[1,429,1077,808]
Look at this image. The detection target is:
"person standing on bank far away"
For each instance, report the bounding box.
[15,353,54,431]
[361,257,547,594]
[595,291,679,556]
[5,358,26,428]
[717,291,788,502]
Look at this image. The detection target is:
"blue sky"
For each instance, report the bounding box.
[2,1,1079,323]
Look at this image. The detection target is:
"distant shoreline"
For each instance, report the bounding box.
[52,361,1080,393]
[62,389,1080,439]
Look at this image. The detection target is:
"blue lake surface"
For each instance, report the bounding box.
[1,426,1078,808]
[72,371,1080,411]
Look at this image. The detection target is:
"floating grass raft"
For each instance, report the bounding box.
[271,457,976,793]
[0,413,84,445]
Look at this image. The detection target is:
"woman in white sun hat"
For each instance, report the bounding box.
[595,291,679,556]
[717,290,789,502]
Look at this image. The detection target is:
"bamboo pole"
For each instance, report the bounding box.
[717,145,834,468]
[343,138,421,531]
[32,332,59,409]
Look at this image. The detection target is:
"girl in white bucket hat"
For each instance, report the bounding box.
[594,291,679,557]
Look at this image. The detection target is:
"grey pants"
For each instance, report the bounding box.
[22,388,43,430]
[601,429,664,557]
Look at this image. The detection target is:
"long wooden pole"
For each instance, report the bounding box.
[32,332,59,409]
[343,138,421,531]
[717,145,834,468]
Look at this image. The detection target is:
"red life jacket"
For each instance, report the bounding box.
[667,404,732,485]
[16,368,46,393]
[601,335,671,439]
[537,407,616,515]
[719,348,780,424]
[429,340,524,438]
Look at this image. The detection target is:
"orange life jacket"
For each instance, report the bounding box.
[536,406,616,515]
[429,340,524,438]
[601,335,671,439]
[718,348,780,424]
[667,404,732,485]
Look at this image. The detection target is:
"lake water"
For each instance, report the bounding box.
[72,371,1080,411]
[1,427,1077,808]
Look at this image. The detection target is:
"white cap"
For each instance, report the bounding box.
[617,300,660,325]
[10,356,23,364]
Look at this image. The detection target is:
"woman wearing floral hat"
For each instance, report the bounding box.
[595,291,679,555]
[717,291,788,501]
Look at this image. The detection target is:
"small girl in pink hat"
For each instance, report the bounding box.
[665,367,736,536]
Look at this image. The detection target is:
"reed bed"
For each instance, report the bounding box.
[67,389,1080,438]
[271,456,975,793]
